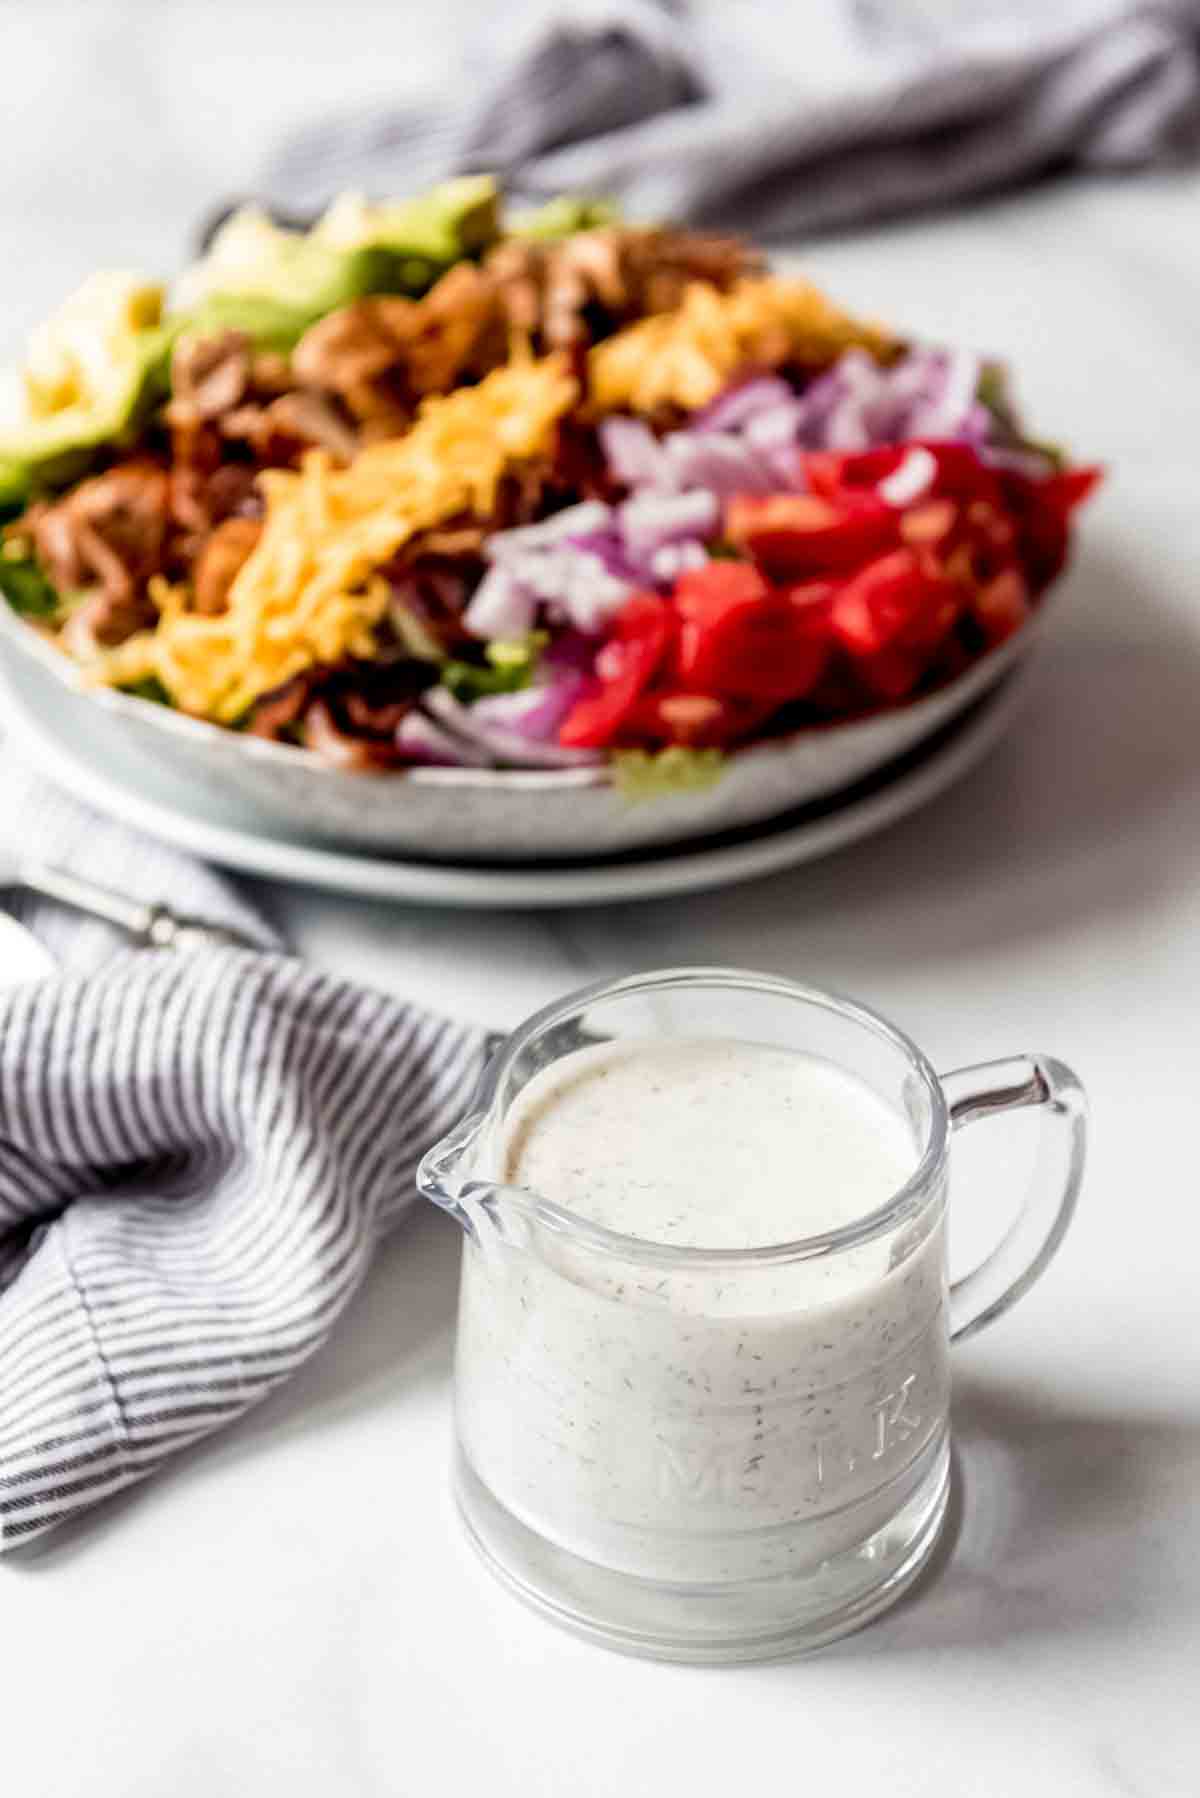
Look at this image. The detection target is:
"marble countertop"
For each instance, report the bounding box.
[3,6,1200,1794]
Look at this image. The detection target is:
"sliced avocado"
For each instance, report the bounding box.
[175,206,375,347]
[177,179,503,353]
[179,290,331,357]
[507,195,621,242]
[316,175,501,268]
[0,272,170,504]
[0,458,29,514]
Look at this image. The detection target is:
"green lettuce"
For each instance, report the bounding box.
[119,674,171,706]
[0,553,59,618]
[508,196,621,242]
[441,633,547,703]
[612,746,726,803]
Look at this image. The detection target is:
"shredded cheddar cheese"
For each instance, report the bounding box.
[588,278,898,416]
[98,355,578,721]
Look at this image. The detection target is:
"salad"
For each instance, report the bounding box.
[0,177,1099,788]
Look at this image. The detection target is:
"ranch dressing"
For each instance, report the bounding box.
[454,1038,949,1584]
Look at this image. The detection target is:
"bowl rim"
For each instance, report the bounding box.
[0,591,1043,794]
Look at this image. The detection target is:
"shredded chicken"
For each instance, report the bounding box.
[485,226,762,350]
[168,331,253,421]
[248,657,433,764]
[168,327,362,469]
[300,697,385,769]
[60,588,156,657]
[167,462,261,540]
[289,226,760,429]
[192,516,262,616]
[220,390,361,464]
[27,460,168,606]
[244,668,315,739]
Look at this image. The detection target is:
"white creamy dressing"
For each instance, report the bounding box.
[454,1037,950,1583]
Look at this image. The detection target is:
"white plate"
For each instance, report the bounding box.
[0,660,1025,908]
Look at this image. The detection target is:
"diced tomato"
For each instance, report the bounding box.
[725,492,897,578]
[807,442,1002,508]
[1040,465,1103,516]
[782,578,837,614]
[899,498,959,553]
[972,567,1031,646]
[963,499,1015,553]
[673,562,830,702]
[854,646,924,701]
[803,447,905,500]
[558,592,674,749]
[831,549,957,659]
[628,688,774,748]
[998,463,1102,592]
[674,561,773,615]
[915,443,1004,505]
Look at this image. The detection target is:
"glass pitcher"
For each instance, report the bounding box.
[418,968,1086,1663]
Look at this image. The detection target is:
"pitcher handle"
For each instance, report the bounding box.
[939,1055,1087,1344]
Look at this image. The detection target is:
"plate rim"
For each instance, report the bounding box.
[0,593,1041,794]
[0,658,1027,908]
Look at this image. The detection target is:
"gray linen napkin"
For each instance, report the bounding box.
[264,0,1200,239]
[0,759,485,1549]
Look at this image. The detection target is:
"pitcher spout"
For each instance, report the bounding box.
[417,1110,527,1260]
[417,1109,488,1233]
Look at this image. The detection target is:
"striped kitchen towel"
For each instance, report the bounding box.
[0,762,485,1549]
[264,0,1200,240]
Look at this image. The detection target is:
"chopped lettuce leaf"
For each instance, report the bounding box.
[441,632,546,703]
[0,552,59,618]
[612,746,726,803]
[977,361,1066,469]
[508,196,621,242]
[119,674,171,706]
[976,361,1013,425]
[389,593,446,664]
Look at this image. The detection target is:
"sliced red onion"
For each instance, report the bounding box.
[462,563,539,639]
[520,544,637,633]
[742,408,806,486]
[790,347,996,454]
[395,710,493,767]
[597,350,1038,518]
[486,501,611,558]
[663,433,778,496]
[805,351,885,451]
[598,416,670,488]
[619,489,720,561]
[470,673,587,742]
[470,506,645,638]
[651,540,708,581]
[743,405,802,450]
[542,627,606,675]
[563,528,644,586]
[958,401,993,449]
[424,685,603,768]
[981,445,1060,479]
[690,375,800,434]
[908,349,982,439]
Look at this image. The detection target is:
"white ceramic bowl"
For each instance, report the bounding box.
[0,604,1041,862]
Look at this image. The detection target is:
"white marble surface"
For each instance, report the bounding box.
[3,6,1200,1794]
